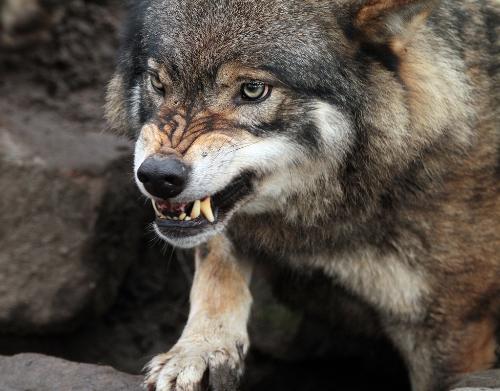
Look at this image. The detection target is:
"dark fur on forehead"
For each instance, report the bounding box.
[143,0,328,68]
[118,0,367,108]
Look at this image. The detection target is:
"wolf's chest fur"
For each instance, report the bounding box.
[229,209,430,321]
[289,250,429,321]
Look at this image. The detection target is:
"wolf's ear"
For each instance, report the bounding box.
[105,72,130,136]
[353,0,438,44]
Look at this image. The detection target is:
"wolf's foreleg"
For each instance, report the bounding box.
[145,235,253,391]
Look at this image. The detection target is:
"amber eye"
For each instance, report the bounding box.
[149,72,164,94]
[241,82,271,101]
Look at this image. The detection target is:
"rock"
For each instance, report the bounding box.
[0,0,149,339]
[453,389,500,391]
[0,353,142,390]
[0,0,142,335]
[0,113,145,333]
[451,370,500,390]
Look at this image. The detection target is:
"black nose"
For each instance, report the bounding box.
[137,155,189,199]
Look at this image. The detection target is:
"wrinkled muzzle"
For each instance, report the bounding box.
[133,114,298,248]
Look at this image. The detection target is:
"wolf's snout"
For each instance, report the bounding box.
[137,155,189,199]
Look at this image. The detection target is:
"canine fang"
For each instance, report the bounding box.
[190,200,201,219]
[200,198,215,223]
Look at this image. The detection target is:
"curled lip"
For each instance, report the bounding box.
[152,172,255,238]
[155,210,218,238]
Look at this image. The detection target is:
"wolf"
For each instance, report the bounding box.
[105,0,500,390]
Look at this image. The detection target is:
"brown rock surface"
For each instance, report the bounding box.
[0,117,144,333]
[0,0,142,334]
[0,353,142,391]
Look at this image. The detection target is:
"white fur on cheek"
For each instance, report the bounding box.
[179,136,302,202]
[130,84,142,122]
[179,102,352,210]
[313,101,353,157]
[241,102,353,214]
[133,132,149,197]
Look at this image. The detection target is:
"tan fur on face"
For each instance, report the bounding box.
[155,106,238,155]
[134,59,286,159]
[182,129,254,163]
[140,123,173,156]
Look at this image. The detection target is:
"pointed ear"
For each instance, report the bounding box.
[354,0,438,44]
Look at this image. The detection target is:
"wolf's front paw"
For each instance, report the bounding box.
[144,335,247,391]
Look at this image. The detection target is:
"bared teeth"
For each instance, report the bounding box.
[152,200,166,219]
[153,198,214,223]
[200,197,215,223]
[191,200,201,219]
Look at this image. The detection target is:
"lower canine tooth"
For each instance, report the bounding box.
[191,200,201,219]
[200,197,215,223]
[179,213,187,221]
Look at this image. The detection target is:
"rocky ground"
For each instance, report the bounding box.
[0,354,498,391]
[0,354,142,391]
[0,1,498,390]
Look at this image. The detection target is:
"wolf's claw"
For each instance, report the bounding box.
[144,336,245,391]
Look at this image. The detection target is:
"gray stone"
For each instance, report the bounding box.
[453,389,500,391]
[0,112,144,333]
[451,370,500,390]
[0,353,142,391]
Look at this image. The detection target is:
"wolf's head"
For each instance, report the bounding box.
[106,0,472,248]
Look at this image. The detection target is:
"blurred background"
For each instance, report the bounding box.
[0,0,410,389]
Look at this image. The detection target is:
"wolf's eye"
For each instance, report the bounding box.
[241,82,271,101]
[149,72,164,94]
